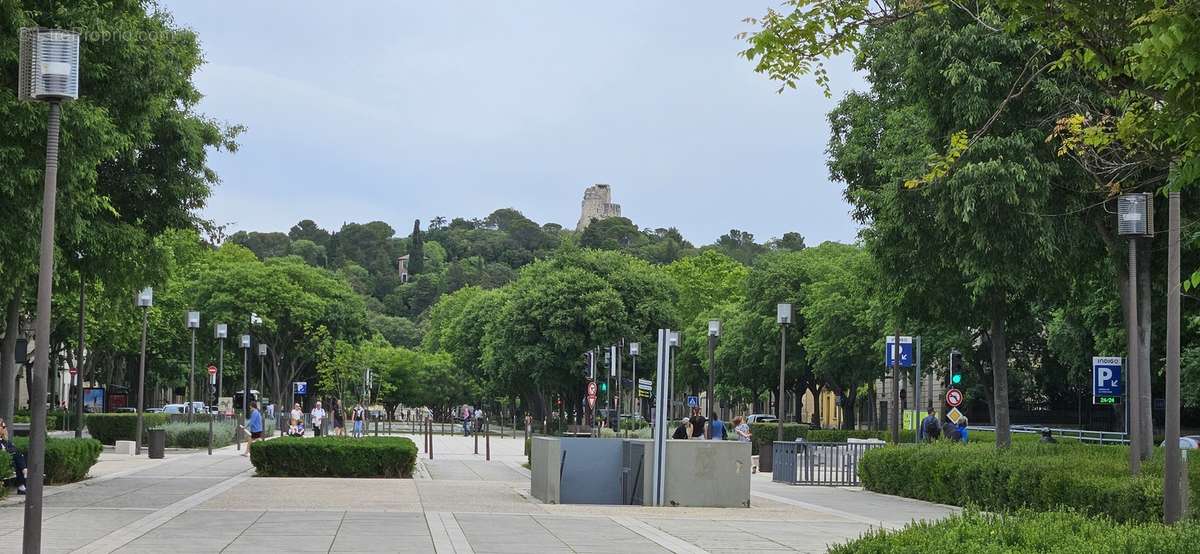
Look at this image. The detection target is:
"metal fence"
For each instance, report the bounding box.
[968,425,1129,445]
[772,441,882,486]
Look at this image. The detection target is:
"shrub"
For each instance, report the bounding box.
[620,418,649,431]
[859,441,1200,523]
[748,423,809,455]
[250,437,417,478]
[85,413,169,444]
[0,450,11,496]
[13,437,101,484]
[14,411,61,431]
[830,510,1200,553]
[163,418,276,449]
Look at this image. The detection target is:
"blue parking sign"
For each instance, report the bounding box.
[884,336,914,368]
[293,381,308,395]
[1092,357,1122,404]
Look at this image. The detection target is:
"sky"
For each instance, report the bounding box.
[159,1,865,246]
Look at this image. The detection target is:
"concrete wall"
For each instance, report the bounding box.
[662,440,752,508]
[530,437,561,503]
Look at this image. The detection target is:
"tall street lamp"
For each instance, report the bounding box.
[238,334,250,451]
[186,311,199,423]
[629,343,639,419]
[1118,192,1153,474]
[776,304,793,444]
[75,252,84,439]
[258,343,267,408]
[668,331,680,421]
[134,287,153,456]
[18,27,80,553]
[706,319,720,439]
[214,323,227,415]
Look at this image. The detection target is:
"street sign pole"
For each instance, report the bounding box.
[207,366,217,455]
[652,329,670,507]
[914,336,922,444]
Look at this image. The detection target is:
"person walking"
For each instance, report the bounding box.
[733,416,752,442]
[243,401,263,456]
[920,408,941,442]
[688,407,706,440]
[461,404,473,437]
[311,401,327,437]
[0,419,27,494]
[707,412,727,440]
[352,403,366,438]
[333,400,347,437]
[290,402,304,434]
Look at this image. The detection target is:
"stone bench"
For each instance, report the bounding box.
[114,440,136,455]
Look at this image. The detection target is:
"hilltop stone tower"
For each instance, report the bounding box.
[576,184,621,231]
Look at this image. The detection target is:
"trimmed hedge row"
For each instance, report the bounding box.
[13,437,102,484]
[0,450,10,496]
[250,437,417,478]
[85,413,169,445]
[859,441,1200,522]
[831,510,1200,553]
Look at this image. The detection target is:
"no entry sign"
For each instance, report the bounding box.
[587,381,598,396]
[946,388,963,407]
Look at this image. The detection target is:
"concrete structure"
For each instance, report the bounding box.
[531,436,750,508]
[397,254,410,283]
[576,183,621,231]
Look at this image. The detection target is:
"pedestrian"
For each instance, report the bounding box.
[707,411,727,440]
[672,417,690,440]
[957,417,969,443]
[0,419,27,494]
[290,402,304,434]
[333,400,346,437]
[243,401,263,456]
[920,408,941,442]
[352,403,366,438]
[461,404,473,437]
[474,407,485,433]
[688,407,706,440]
[733,416,752,442]
[310,401,327,437]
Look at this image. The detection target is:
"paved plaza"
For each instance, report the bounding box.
[0,435,957,553]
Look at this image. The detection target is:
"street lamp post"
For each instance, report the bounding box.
[186,311,199,424]
[1118,193,1153,473]
[215,323,227,416]
[706,320,720,439]
[630,343,639,419]
[74,255,84,439]
[668,332,680,421]
[238,334,250,451]
[134,288,153,456]
[18,27,80,553]
[777,304,792,444]
[258,343,267,408]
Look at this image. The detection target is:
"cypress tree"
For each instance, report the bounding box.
[408,219,425,275]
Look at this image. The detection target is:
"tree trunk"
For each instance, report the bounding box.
[810,383,824,428]
[1,291,19,425]
[842,383,857,430]
[991,302,1011,448]
[792,379,806,423]
[1137,238,1153,459]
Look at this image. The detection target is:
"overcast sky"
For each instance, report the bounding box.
[160,1,864,246]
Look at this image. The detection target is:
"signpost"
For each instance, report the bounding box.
[946,407,964,425]
[1092,357,1123,405]
[946,388,963,408]
[638,378,652,398]
[884,336,914,367]
[207,365,217,455]
[686,396,699,409]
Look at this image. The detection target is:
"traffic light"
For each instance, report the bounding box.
[599,381,608,393]
[949,350,963,386]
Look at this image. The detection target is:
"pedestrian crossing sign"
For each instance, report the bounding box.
[946,407,964,425]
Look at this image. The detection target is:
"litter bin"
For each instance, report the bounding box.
[148,428,166,459]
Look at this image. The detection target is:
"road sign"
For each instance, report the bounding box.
[638,379,652,391]
[946,407,964,424]
[1092,356,1122,405]
[945,388,963,407]
[884,336,914,367]
[686,396,699,408]
[207,365,218,376]
[293,381,308,395]
[638,389,650,398]
[587,381,598,396]
[69,367,77,376]
[587,397,596,409]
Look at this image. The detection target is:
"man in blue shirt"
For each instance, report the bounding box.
[707,412,727,440]
[243,401,263,456]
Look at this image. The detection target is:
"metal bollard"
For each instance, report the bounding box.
[474,428,479,455]
[486,431,491,461]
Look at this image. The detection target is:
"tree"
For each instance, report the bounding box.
[579,217,645,251]
[665,250,750,327]
[408,220,425,275]
[710,229,766,266]
[228,231,291,259]
[768,232,806,252]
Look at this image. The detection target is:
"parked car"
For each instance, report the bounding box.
[114,407,136,413]
[1160,435,1200,449]
[161,402,206,414]
[145,407,163,413]
[746,414,779,423]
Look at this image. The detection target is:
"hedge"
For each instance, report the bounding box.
[163,418,276,449]
[859,441,1200,523]
[0,450,10,496]
[831,510,1200,553]
[85,413,169,445]
[250,437,417,478]
[746,423,917,454]
[13,437,101,484]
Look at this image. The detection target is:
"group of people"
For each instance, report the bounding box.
[919,408,970,443]
[459,404,486,436]
[282,400,368,438]
[670,408,754,442]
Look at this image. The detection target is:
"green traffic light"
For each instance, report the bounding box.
[600,382,608,392]
[951,374,962,384]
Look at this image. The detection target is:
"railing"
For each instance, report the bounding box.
[772,441,883,486]
[968,425,1129,445]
